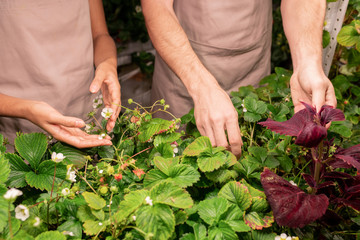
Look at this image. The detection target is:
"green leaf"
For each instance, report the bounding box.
[150,182,193,209]
[244,112,261,122]
[198,152,227,172]
[51,142,87,168]
[91,209,105,221]
[243,212,274,230]
[57,219,82,239]
[153,143,174,158]
[337,21,360,48]
[277,155,293,172]
[222,205,251,232]
[193,223,207,240]
[180,233,196,240]
[34,231,66,240]
[183,136,212,156]
[154,132,182,147]
[143,169,169,188]
[197,197,229,226]
[144,163,200,189]
[329,121,353,137]
[83,220,107,236]
[76,205,96,222]
[15,133,47,170]
[138,118,174,142]
[0,154,10,184]
[239,179,266,198]
[13,230,35,240]
[323,30,330,48]
[248,147,267,165]
[264,155,280,169]
[82,192,106,210]
[0,194,8,233]
[218,181,252,211]
[117,139,135,157]
[153,156,179,175]
[25,161,67,191]
[136,204,175,240]
[208,221,238,240]
[332,75,351,93]
[175,210,188,225]
[6,153,32,188]
[113,189,149,223]
[205,169,238,184]
[248,196,269,213]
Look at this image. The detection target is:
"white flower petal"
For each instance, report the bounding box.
[15,205,29,221]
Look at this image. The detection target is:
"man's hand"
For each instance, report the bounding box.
[193,85,243,158]
[28,101,113,148]
[90,58,121,132]
[290,66,336,113]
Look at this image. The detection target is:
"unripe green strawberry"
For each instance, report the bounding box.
[99,186,108,195]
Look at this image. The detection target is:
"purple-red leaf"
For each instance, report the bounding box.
[260,168,329,228]
[334,198,360,211]
[319,105,345,125]
[334,144,360,171]
[295,123,327,148]
[258,103,345,148]
[302,173,316,188]
[347,184,360,195]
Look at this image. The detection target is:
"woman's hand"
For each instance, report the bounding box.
[90,58,121,132]
[27,101,113,148]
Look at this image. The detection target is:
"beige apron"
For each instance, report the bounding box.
[0,0,95,146]
[151,0,273,119]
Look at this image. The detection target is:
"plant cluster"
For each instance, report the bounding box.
[1,65,359,239]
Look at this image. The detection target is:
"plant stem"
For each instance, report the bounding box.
[8,203,13,239]
[312,141,324,194]
[74,169,98,194]
[47,163,57,226]
[249,122,256,147]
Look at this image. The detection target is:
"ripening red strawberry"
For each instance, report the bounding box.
[114,173,123,181]
[133,169,145,179]
[99,177,105,183]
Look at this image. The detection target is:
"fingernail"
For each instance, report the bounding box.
[76,120,84,127]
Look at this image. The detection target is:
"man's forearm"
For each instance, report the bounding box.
[141,0,220,99]
[281,0,326,71]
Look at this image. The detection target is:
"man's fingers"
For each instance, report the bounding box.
[311,87,326,113]
[325,85,337,108]
[225,119,242,158]
[213,121,229,149]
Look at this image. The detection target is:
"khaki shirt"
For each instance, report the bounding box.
[151,0,273,119]
[0,0,95,146]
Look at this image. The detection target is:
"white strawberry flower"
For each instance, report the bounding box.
[135,5,142,13]
[98,133,107,140]
[4,188,23,201]
[33,217,41,227]
[61,188,71,196]
[101,107,113,119]
[15,205,29,221]
[66,166,77,182]
[145,196,153,206]
[52,152,65,163]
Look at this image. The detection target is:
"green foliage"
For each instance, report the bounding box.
[1,3,359,239]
